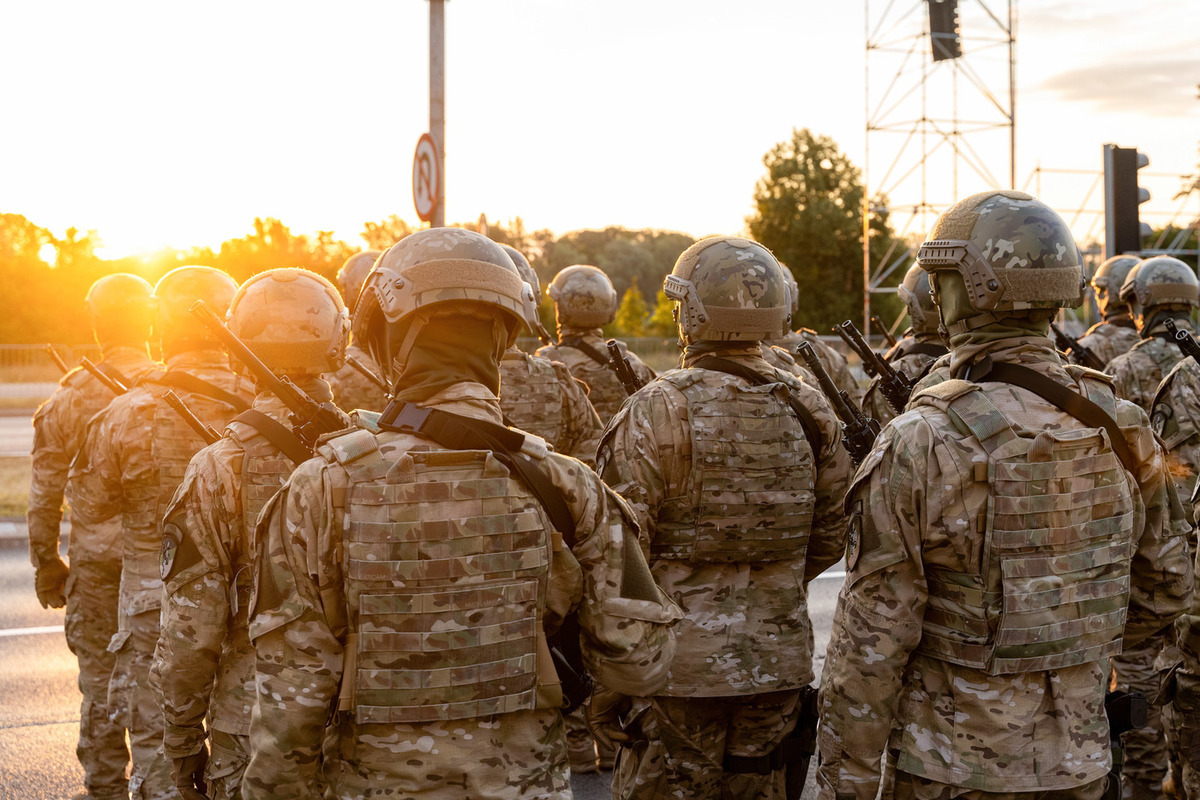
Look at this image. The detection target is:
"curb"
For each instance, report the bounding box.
[0,518,28,550]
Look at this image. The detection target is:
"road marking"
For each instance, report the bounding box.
[0,625,64,638]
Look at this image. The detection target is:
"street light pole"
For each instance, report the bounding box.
[430,0,445,228]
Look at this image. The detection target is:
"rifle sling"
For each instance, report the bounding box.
[967,360,1137,477]
[235,409,311,466]
[904,342,949,360]
[96,362,131,388]
[691,355,823,460]
[159,371,251,412]
[377,400,577,546]
[561,335,623,378]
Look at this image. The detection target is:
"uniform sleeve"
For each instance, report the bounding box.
[67,400,138,529]
[800,384,854,581]
[27,389,81,565]
[242,461,345,800]
[553,361,604,466]
[549,454,681,698]
[151,445,240,759]
[816,423,930,800]
[1120,403,1193,648]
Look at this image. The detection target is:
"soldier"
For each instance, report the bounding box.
[862,266,947,425]
[594,236,853,799]
[768,266,863,403]
[69,265,254,800]
[241,228,680,800]
[27,274,158,800]
[326,249,390,412]
[151,269,349,800]
[816,191,1193,800]
[1077,254,1143,367]
[1107,256,1200,413]
[537,264,656,423]
[498,245,604,467]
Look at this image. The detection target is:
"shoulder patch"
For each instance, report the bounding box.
[845,499,864,571]
[318,428,379,465]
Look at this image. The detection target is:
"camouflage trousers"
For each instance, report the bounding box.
[612,690,801,800]
[206,730,250,800]
[65,558,129,798]
[1172,671,1200,800]
[565,706,615,773]
[109,610,177,800]
[892,771,1109,800]
[1112,633,1170,789]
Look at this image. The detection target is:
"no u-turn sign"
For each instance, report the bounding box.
[412,133,441,223]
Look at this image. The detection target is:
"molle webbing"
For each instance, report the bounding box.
[917,384,1135,674]
[499,354,564,443]
[652,369,816,563]
[340,444,550,724]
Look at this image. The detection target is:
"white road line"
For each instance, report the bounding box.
[0,625,64,638]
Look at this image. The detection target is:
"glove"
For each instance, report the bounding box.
[35,556,69,609]
[172,748,209,800]
[585,688,633,751]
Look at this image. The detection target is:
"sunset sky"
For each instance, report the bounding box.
[2,0,1198,257]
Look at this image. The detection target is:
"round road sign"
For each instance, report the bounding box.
[412,133,440,223]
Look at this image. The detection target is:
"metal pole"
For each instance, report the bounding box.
[1008,0,1016,189]
[430,0,446,228]
[863,0,871,335]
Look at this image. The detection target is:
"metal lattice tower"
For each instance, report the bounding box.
[863,0,1016,336]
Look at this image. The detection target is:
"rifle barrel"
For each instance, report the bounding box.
[44,344,70,375]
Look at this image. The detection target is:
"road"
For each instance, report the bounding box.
[0,414,34,458]
[0,543,844,799]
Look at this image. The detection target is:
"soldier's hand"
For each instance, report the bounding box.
[586,688,633,751]
[34,556,69,609]
[172,748,209,800]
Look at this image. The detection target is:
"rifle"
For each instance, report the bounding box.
[1050,323,1106,371]
[1163,319,1200,363]
[796,341,879,465]
[833,325,877,377]
[871,316,898,347]
[45,344,71,375]
[191,301,349,450]
[606,339,646,396]
[162,389,221,445]
[80,357,127,395]
[836,320,912,415]
[346,354,391,398]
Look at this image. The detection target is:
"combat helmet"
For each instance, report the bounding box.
[547,265,618,328]
[501,244,551,342]
[227,268,349,377]
[664,236,791,344]
[354,228,534,388]
[1090,255,1141,320]
[1118,255,1199,333]
[896,265,940,335]
[85,273,155,348]
[153,266,239,358]
[336,250,382,312]
[916,190,1085,336]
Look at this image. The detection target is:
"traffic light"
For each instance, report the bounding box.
[1103,144,1151,258]
[927,0,962,62]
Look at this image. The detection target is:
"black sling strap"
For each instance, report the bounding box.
[905,342,949,360]
[559,335,613,370]
[234,409,311,466]
[159,371,251,413]
[966,358,1137,476]
[690,355,824,459]
[377,401,577,545]
[96,362,132,388]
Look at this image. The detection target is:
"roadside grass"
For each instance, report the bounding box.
[0,456,31,517]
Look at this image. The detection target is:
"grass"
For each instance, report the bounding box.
[0,456,31,517]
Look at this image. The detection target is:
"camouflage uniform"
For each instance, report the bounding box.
[1076,316,1140,368]
[69,350,253,800]
[771,328,862,404]
[1107,319,1194,413]
[537,330,655,424]
[27,346,156,799]
[598,342,853,799]
[499,347,604,465]
[241,383,680,799]
[862,332,947,425]
[326,342,389,412]
[151,391,311,800]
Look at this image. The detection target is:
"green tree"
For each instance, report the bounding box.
[361,215,415,251]
[747,128,898,330]
[646,290,677,338]
[535,227,693,303]
[613,278,649,337]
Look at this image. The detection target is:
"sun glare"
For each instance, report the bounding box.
[38,243,57,266]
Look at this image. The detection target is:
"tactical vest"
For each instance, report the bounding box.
[323,429,556,724]
[558,341,627,423]
[912,377,1135,674]
[499,352,565,446]
[652,369,816,563]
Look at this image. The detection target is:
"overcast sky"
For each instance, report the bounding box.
[2,0,1197,257]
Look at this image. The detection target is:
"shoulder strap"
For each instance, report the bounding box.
[96,361,132,388]
[159,371,250,412]
[690,355,823,459]
[906,342,949,360]
[974,360,1137,476]
[377,401,577,546]
[234,409,310,465]
[561,335,616,371]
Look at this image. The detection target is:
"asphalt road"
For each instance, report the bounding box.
[0,414,34,458]
[0,544,844,799]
